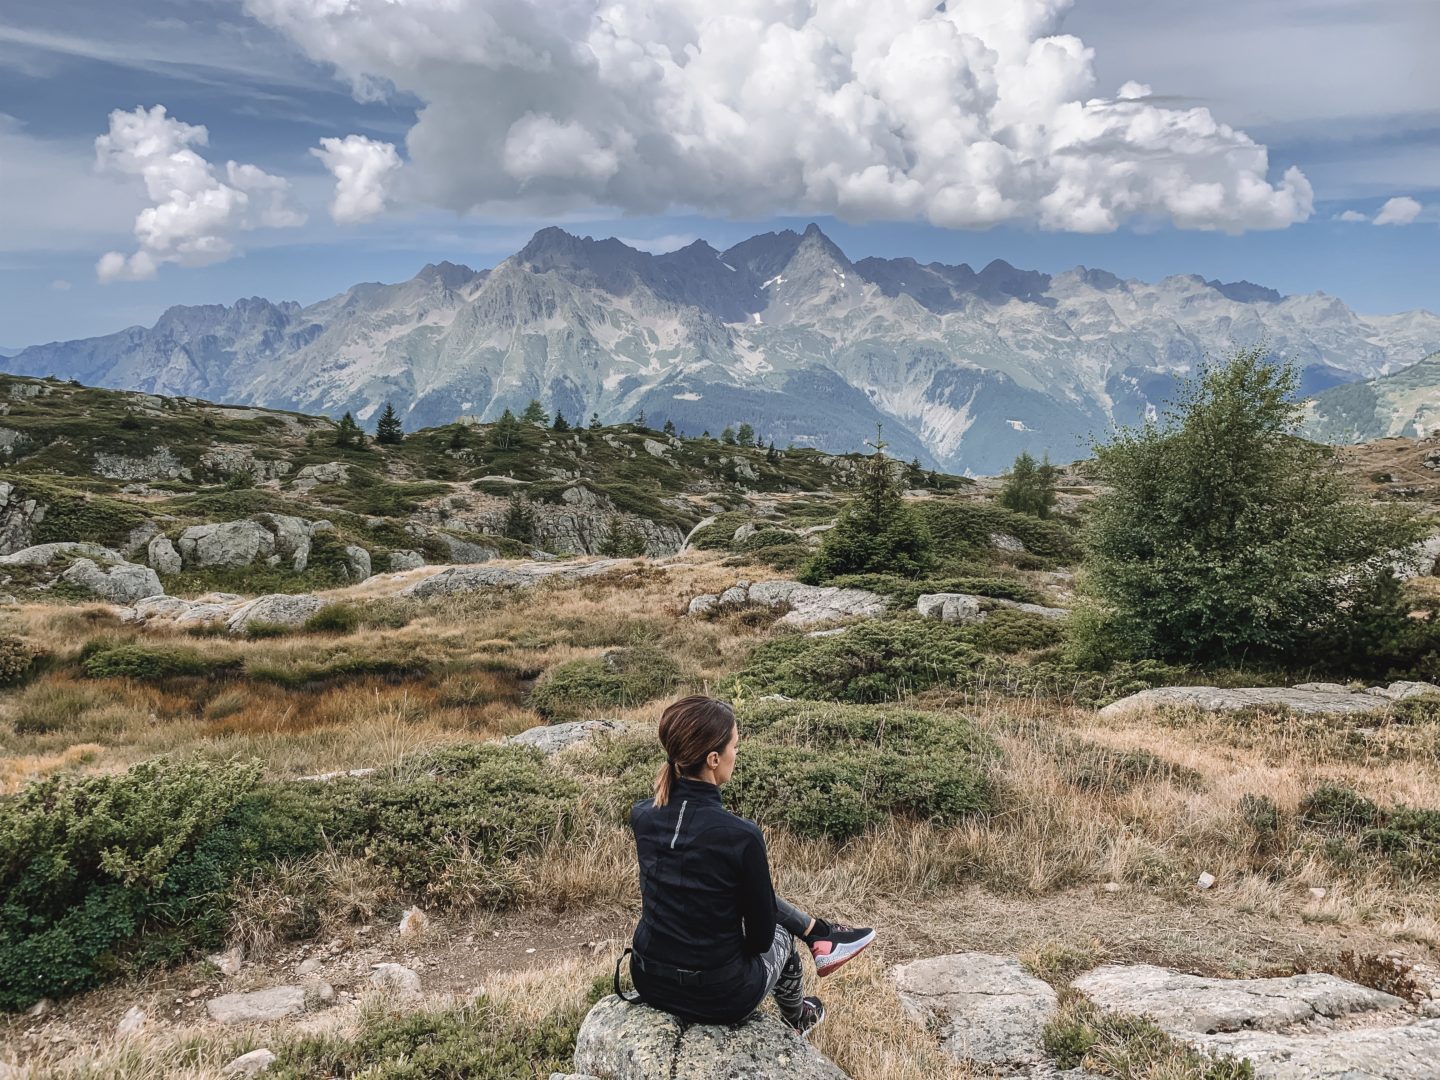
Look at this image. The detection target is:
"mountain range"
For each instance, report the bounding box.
[8,224,1440,474]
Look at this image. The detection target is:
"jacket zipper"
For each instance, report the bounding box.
[670,799,688,849]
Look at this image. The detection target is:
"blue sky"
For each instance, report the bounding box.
[1,0,1436,347]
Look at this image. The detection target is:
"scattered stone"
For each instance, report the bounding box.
[343,544,372,581]
[1100,681,1440,720]
[388,549,425,572]
[1102,882,1122,893]
[892,952,1058,1067]
[989,531,1026,553]
[398,907,428,937]
[1308,887,1327,900]
[207,986,307,1024]
[115,1006,148,1036]
[1202,1021,1440,1079]
[732,522,758,543]
[296,958,322,977]
[294,766,378,782]
[1197,872,1216,890]
[506,719,623,754]
[147,535,182,575]
[222,1049,277,1077]
[369,963,422,995]
[93,447,189,482]
[0,541,123,568]
[686,579,887,627]
[25,998,53,1018]
[209,946,244,976]
[291,461,351,492]
[573,995,848,1079]
[226,593,325,633]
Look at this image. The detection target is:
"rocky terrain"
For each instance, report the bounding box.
[7,226,1439,474]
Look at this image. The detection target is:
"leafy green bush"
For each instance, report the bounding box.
[0,758,263,1010]
[912,499,1080,567]
[725,619,982,703]
[967,609,1064,654]
[80,642,240,680]
[303,603,361,635]
[530,645,680,719]
[0,636,37,686]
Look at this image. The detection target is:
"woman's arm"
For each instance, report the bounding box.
[737,829,778,955]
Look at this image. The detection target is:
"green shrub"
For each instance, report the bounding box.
[243,620,294,640]
[1300,784,1440,879]
[912,499,1080,567]
[0,758,263,1010]
[270,994,585,1080]
[1044,998,1253,1079]
[530,645,680,719]
[967,609,1064,654]
[0,636,37,686]
[1055,736,1201,794]
[725,619,982,703]
[303,603,361,635]
[80,642,240,680]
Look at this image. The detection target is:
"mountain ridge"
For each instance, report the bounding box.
[7,224,1440,474]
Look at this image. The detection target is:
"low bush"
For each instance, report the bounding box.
[270,993,589,1080]
[0,635,38,686]
[966,608,1065,654]
[1044,997,1253,1078]
[80,642,241,680]
[530,644,680,719]
[243,620,294,640]
[303,603,361,635]
[1300,784,1440,879]
[725,618,983,703]
[578,701,998,841]
[0,758,263,1010]
[1054,736,1201,794]
[913,500,1081,567]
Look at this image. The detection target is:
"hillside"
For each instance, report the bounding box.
[1303,351,1440,444]
[8,226,1440,474]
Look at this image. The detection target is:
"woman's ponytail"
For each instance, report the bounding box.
[652,696,735,807]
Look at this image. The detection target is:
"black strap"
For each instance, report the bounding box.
[627,948,745,988]
[614,947,642,1004]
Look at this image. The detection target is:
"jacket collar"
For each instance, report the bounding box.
[673,775,723,806]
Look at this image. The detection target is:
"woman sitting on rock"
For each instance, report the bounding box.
[621,694,875,1036]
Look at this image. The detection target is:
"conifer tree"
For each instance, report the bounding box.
[491,408,521,450]
[552,411,570,432]
[765,440,779,463]
[502,493,537,545]
[736,423,756,448]
[998,451,1057,519]
[663,419,677,436]
[590,412,602,429]
[334,412,363,448]
[375,402,404,445]
[521,399,549,426]
[721,426,737,445]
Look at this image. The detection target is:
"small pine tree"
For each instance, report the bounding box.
[736,423,756,448]
[701,430,711,440]
[634,409,646,427]
[721,426,737,445]
[334,412,364,448]
[375,401,404,445]
[552,411,571,432]
[765,440,779,463]
[502,493,537,545]
[597,514,648,557]
[663,419,677,436]
[448,425,467,449]
[590,412,602,429]
[800,425,932,583]
[521,399,549,426]
[998,451,1057,519]
[491,408,521,450]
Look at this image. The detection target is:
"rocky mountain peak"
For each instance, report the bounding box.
[415,261,480,291]
[1205,278,1284,304]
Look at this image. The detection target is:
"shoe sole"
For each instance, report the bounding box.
[814,930,876,977]
[799,1001,826,1039]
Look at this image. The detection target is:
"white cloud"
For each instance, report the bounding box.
[1373,195,1422,226]
[1334,209,1368,222]
[94,104,305,282]
[245,0,1312,234]
[311,134,402,224]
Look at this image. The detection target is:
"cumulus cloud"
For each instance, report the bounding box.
[1334,209,1368,223]
[1373,195,1421,226]
[311,134,403,223]
[245,0,1311,234]
[94,104,305,282]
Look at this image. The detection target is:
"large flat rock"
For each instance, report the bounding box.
[892,952,1058,1067]
[206,985,307,1024]
[1198,1020,1440,1079]
[686,579,887,627]
[402,559,628,599]
[573,994,848,1080]
[1098,681,1440,720]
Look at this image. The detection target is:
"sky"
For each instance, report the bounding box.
[0,0,1436,348]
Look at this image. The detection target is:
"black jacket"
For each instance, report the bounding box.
[628,776,777,1023]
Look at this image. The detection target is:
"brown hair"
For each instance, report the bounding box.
[653,695,736,807]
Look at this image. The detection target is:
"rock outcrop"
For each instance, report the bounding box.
[1100,680,1440,719]
[915,593,1069,624]
[0,481,46,555]
[207,986,308,1024]
[59,558,163,604]
[92,447,189,482]
[226,593,326,633]
[506,719,624,754]
[401,559,630,599]
[892,953,1058,1068]
[178,520,277,569]
[572,995,848,1080]
[291,462,351,491]
[1074,964,1440,1079]
[686,580,887,627]
[146,535,183,575]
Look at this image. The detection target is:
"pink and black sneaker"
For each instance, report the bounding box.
[808,923,876,976]
[790,995,827,1037]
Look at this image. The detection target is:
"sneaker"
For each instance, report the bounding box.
[809,923,876,977]
[789,995,826,1037]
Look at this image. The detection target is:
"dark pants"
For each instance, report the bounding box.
[754,897,811,1024]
